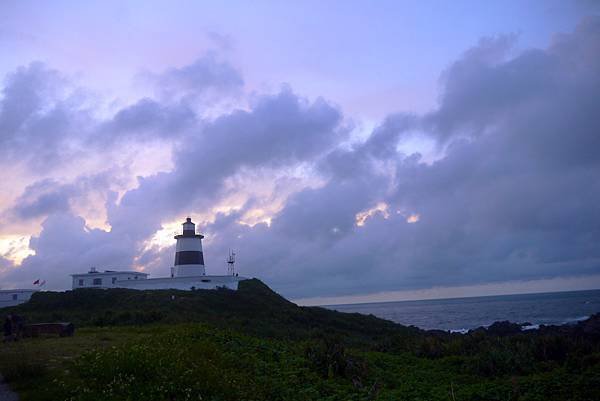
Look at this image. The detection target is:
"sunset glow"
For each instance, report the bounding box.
[0,2,598,301]
[355,202,390,227]
[0,236,35,266]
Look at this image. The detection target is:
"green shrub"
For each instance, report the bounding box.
[2,360,46,383]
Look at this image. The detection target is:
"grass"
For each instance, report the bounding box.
[0,327,153,400]
[1,280,599,400]
[2,324,599,401]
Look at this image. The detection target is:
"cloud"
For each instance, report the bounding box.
[147,52,244,102]
[0,62,81,170]
[5,212,137,289]
[106,87,345,243]
[11,179,72,219]
[0,52,246,176]
[1,18,600,299]
[194,17,600,297]
[97,98,196,143]
[0,256,14,275]
[2,172,117,228]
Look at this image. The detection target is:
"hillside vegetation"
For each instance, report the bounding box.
[1,279,600,401]
[6,279,410,344]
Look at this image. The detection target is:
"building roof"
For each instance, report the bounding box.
[70,270,149,277]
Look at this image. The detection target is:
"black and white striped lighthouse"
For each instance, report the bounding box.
[172,217,206,277]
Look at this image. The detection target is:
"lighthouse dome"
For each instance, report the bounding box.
[182,217,195,235]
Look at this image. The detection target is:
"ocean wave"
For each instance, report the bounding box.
[451,315,591,333]
[527,315,591,328]
[560,315,589,325]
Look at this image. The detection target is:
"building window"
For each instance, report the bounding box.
[12,294,17,300]
[78,279,84,286]
[93,278,102,286]
[112,277,117,284]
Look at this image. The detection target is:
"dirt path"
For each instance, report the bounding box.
[0,377,18,401]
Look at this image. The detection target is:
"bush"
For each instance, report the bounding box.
[2,360,46,383]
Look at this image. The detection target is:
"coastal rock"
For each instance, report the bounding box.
[579,313,600,337]
[485,321,522,336]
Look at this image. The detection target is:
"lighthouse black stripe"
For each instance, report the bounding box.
[174,251,204,265]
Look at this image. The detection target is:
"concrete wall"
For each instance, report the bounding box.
[71,272,148,289]
[0,290,38,308]
[70,271,245,292]
[116,276,246,291]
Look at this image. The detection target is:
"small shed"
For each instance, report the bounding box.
[0,289,39,308]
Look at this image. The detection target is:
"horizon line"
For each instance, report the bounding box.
[292,274,600,307]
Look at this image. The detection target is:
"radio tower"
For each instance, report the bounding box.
[227,249,236,276]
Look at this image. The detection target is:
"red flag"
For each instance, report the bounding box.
[33,279,40,285]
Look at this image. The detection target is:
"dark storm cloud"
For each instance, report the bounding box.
[0,256,14,274]
[3,172,116,226]
[5,85,345,289]
[3,18,600,298]
[107,87,345,242]
[0,52,243,175]
[149,52,244,101]
[0,62,83,170]
[0,53,244,288]
[98,98,196,143]
[12,179,72,219]
[4,212,137,289]
[197,17,600,297]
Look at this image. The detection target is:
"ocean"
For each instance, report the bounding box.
[326,289,600,332]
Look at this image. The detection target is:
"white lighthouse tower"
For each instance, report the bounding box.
[172,217,206,277]
[70,215,247,291]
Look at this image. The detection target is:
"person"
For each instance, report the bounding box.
[3,314,13,342]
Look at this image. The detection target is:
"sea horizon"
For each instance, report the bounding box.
[321,287,600,308]
[325,288,600,331]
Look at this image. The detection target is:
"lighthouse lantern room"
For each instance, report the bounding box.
[172,217,206,277]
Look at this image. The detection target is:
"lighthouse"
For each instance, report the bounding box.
[71,214,247,291]
[172,217,206,277]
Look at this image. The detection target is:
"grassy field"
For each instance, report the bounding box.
[1,280,599,400]
[0,326,148,400]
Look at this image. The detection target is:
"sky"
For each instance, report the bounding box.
[0,0,599,304]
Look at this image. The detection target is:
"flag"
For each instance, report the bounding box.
[33,279,39,285]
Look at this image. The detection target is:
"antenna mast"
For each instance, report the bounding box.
[227,249,236,276]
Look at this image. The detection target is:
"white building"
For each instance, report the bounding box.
[71,217,246,291]
[0,289,39,308]
[71,268,149,289]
